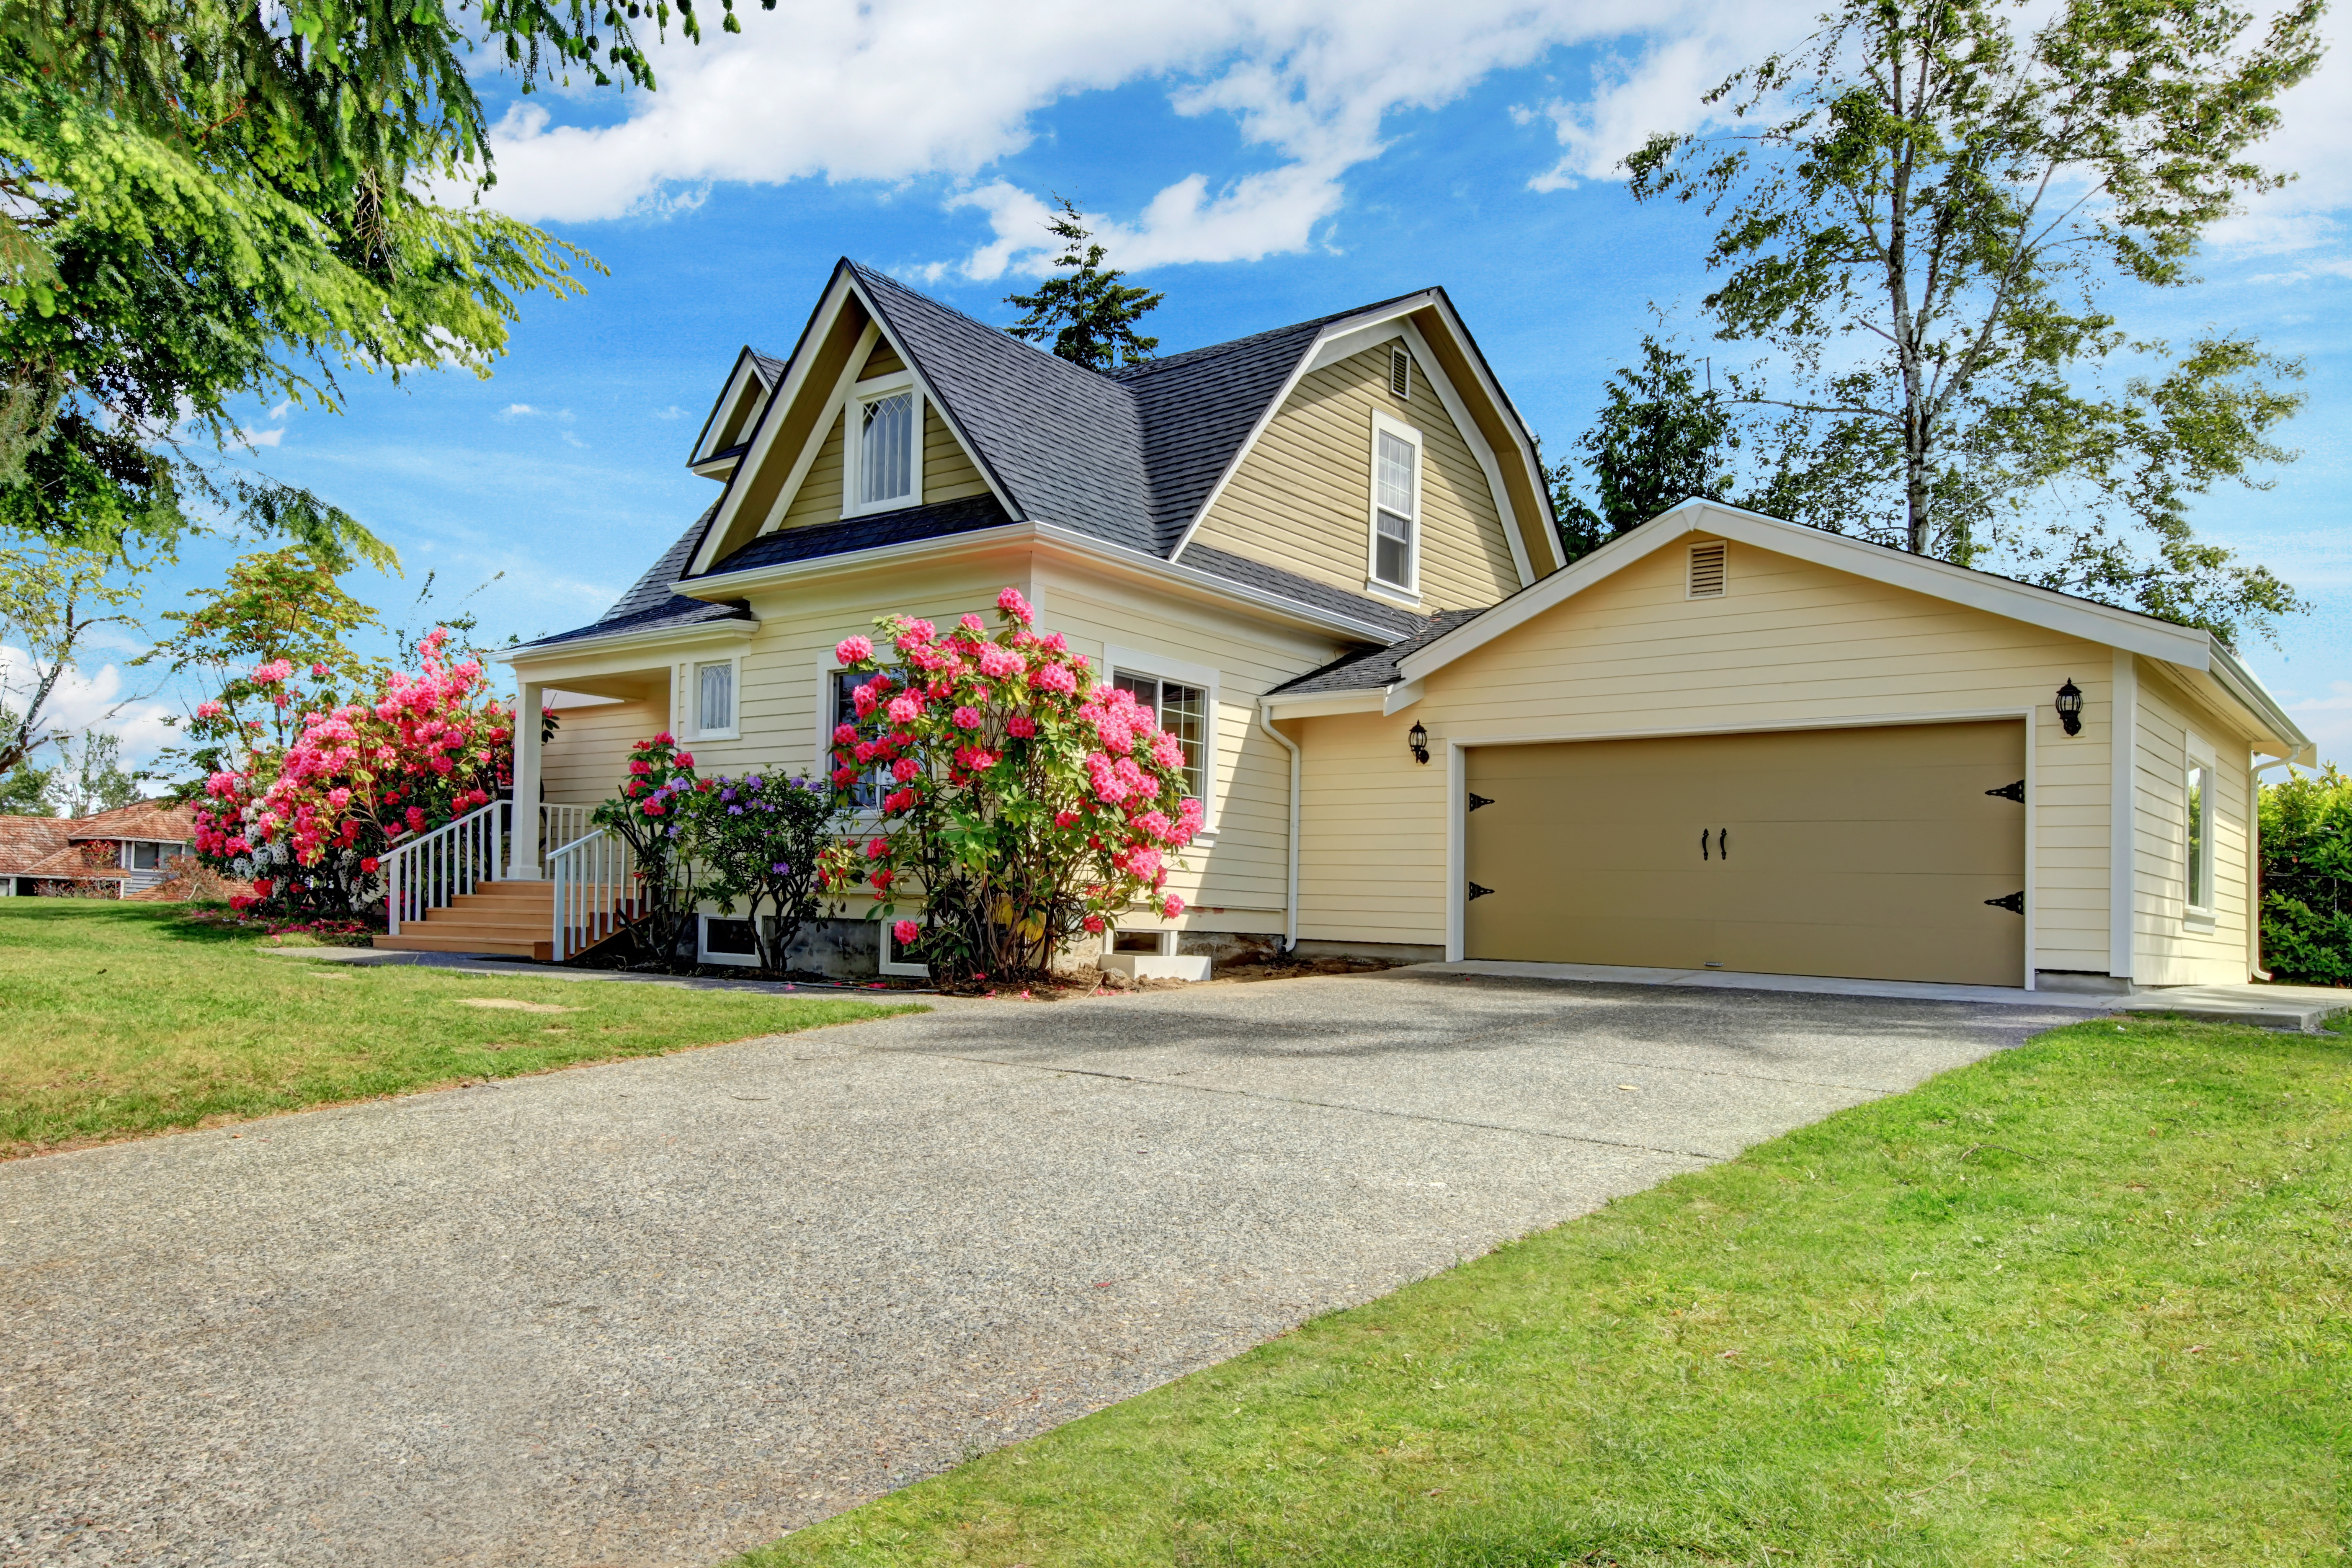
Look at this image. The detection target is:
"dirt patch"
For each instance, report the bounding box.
[454,998,581,1015]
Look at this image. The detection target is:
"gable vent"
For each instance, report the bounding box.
[1687,540,1728,598]
[1388,344,1413,400]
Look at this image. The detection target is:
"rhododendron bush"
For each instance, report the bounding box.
[589,732,712,968]
[830,587,1202,983]
[189,630,514,921]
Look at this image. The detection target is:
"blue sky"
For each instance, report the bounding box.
[50,0,2351,770]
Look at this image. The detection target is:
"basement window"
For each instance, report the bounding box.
[1112,929,1173,956]
[699,915,759,968]
[1687,540,1728,598]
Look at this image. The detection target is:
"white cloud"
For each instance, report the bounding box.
[476,0,1701,269]
[2285,680,2352,770]
[237,425,286,449]
[500,402,544,418]
[0,645,183,769]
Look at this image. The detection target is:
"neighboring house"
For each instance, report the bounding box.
[498,258,2311,991]
[0,802,199,898]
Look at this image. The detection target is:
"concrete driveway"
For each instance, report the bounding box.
[2,968,2089,1568]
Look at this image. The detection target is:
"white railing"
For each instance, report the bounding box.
[549,827,642,961]
[385,800,509,936]
[529,804,595,874]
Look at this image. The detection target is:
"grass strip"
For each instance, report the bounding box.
[750,1012,2351,1566]
[1,902,920,1155]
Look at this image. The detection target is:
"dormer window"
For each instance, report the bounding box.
[844,369,922,517]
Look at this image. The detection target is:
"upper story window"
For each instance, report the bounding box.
[845,371,921,517]
[1369,411,1422,595]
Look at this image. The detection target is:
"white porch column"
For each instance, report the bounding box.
[508,680,545,880]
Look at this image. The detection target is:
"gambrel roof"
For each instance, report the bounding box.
[514,260,1555,656]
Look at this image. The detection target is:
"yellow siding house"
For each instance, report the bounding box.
[489,260,2309,992]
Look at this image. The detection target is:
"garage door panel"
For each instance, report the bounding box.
[1464,721,2026,986]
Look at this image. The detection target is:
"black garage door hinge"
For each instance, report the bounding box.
[1468,792,1495,811]
[1468,882,1496,901]
[1986,779,2026,803]
[1984,890,2025,914]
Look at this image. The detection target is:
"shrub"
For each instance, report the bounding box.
[189,629,513,923]
[589,733,705,969]
[2260,763,2352,984]
[690,770,845,976]
[829,588,1201,984]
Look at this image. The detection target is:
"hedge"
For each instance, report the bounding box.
[2260,764,2352,985]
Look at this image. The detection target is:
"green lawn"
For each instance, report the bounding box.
[0,900,921,1155]
[751,1012,2352,1567]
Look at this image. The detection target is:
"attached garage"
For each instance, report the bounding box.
[1462,721,2027,985]
[1268,502,2315,992]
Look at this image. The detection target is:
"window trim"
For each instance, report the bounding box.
[878,919,930,977]
[697,912,762,968]
[1366,408,1424,601]
[840,368,923,520]
[1104,643,1222,838]
[815,656,895,819]
[684,653,742,741]
[2183,731,2217,919]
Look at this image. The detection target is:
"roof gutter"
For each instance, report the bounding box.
[2207,641,2314,762]
[497,614,758,668]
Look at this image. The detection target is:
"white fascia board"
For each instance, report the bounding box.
[1037,525,1413,643]
[1400,500,2214,682]
[841,276,1021,523]
[1168,293,1439,564]
[1263,689,1387,720]
[1422,292,1565,574]
[1382,678,1425,715]
[499,615,758,673]
[683,519,1038,599]
[688,347,762,468]
[2206,641,2311,752]
[689,272,862,577]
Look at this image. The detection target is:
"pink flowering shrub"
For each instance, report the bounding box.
[827,587,1202,982]
[188,629,514,923]
[589,733,710,968]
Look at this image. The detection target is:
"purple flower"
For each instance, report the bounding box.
[728,805,743,815]
[720,788,736,802]
[771,861,791,874]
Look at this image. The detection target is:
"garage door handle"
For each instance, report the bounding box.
[1719,828,1728,860]
[1700,829,1709,861]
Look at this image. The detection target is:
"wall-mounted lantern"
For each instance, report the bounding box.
[2055,678,2084,737]
[1408,720,1430,765]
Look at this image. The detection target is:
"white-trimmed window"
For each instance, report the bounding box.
[843,370,921,517]
[823,664,896,810]
[699,914,760,968]
[879,919,929,977]
[1105,645,1220,830]
[1367,411,1422,596]
[2184,734,2216,916]
[691,656,738,739]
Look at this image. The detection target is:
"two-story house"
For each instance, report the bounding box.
[466,259,2308,991]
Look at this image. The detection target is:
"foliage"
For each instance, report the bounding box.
[590,732,707,970]
[828,588,1201,984]
[690,770,844,977]
[1003,199,1165,372]
[0,0,774,568]
[753,1013,2352,1565]
[143,546,383,776]
[0,758,50,812]
[1626,0,2322,645]
[189,628,512,923]
[1550,336,1739,564]
[51,729,142,816]
[2260,763,2352,985]
[0,538,145,776]
[0,900,918,1155]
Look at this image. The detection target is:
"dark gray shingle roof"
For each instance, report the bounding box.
[1266,606,1489,696]
[705,494,1014,576]
[515,506,752,651]
[1179,544,1429,639]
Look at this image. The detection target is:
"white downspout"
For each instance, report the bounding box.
[1256,701,1300,953]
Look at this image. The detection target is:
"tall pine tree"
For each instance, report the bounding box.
[1004,200,1164,372]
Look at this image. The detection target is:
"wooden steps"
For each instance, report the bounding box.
[374,880,555,961]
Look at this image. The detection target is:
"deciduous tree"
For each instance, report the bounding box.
[1627,0,2322,643]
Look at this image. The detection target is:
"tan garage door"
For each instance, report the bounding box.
[1463,721,2027,986]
